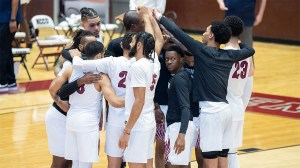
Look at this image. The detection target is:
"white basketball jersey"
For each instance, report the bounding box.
[98,56,134,127]
[225,46,250,121]
[73,56,135,127]
[124,53,161,131]
[67,68,102,132]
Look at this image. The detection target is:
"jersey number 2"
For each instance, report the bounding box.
[118,71,128,88]
[232,61,248,79]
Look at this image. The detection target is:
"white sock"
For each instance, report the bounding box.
[228,148,240,168]
[79,161,92,168]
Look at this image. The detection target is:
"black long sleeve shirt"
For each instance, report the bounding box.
[160,16,255,103]
[184,63,200,117]
[154,53,172,105]
[167,70,193,134]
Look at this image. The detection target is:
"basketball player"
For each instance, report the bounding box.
[223,15,251,168]
[183,51,203,168]
[107,10,145,57]
[46,31,100,168]
[54,7,103,75]
[118,7,163,168]
[153,34,173,168]
[153,10,255,168]
[80,7,103,42]
[164,44,196,167]
[69,32,136,168]
[50,41,123,168]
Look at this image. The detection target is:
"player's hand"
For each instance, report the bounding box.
[9,21,18,33]
[155,106,164,124]
[77,73,102,85]
[162,34,171,47]
[254,14,263,26]
[69,49,81,58]
[152,8,162,20]
[57,99,70,112]
[174,133,185,155]
[137,6,151,16]
[118,130,130,150]
[219,3,228,11]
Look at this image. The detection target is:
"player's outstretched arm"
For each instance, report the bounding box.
[153,10,204,58]
[72,54,112,74]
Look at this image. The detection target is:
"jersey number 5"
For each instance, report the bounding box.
[118,71,128,88]
[232,61,248,79]
[150,74,158,91]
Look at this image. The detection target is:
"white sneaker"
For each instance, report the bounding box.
[8,83,18,91]
[0,84,8,93]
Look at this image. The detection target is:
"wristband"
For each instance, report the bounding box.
[155,12,163,21]
[10,19,16,22]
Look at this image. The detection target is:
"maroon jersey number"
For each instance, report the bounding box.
[150,74,158,91]
[232,61,248,79]
[118,71,128,88]
[77,84,85,94]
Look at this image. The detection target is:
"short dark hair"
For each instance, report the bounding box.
[224,16,244,37]
[166,45,185,57]
[122,32,136,50]
[80,7,98,22]
[210,21,232,44]
[84,41,104,59]
[123,10,142,31]
[71,30,94,50]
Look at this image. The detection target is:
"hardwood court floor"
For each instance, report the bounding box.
[0,34,299,167]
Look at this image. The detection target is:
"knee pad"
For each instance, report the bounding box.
[219,149,229,157]
[202,151,219,159]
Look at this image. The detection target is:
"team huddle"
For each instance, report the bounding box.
[45,6,255,168]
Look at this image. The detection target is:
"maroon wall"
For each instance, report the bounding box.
[26,0,54,21]
[166,0,300,42]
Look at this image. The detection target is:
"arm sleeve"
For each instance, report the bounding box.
[130,64,147,88]
[72,56,112,73]
[174,74,191,134]
[229,43,255,62]
[159,16,205,58]
[57,80,79,99]
[61,49,73,62]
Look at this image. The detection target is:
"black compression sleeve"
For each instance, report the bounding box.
[174,74,192,134]
[58,80,79,99]
[62,49,73,63]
